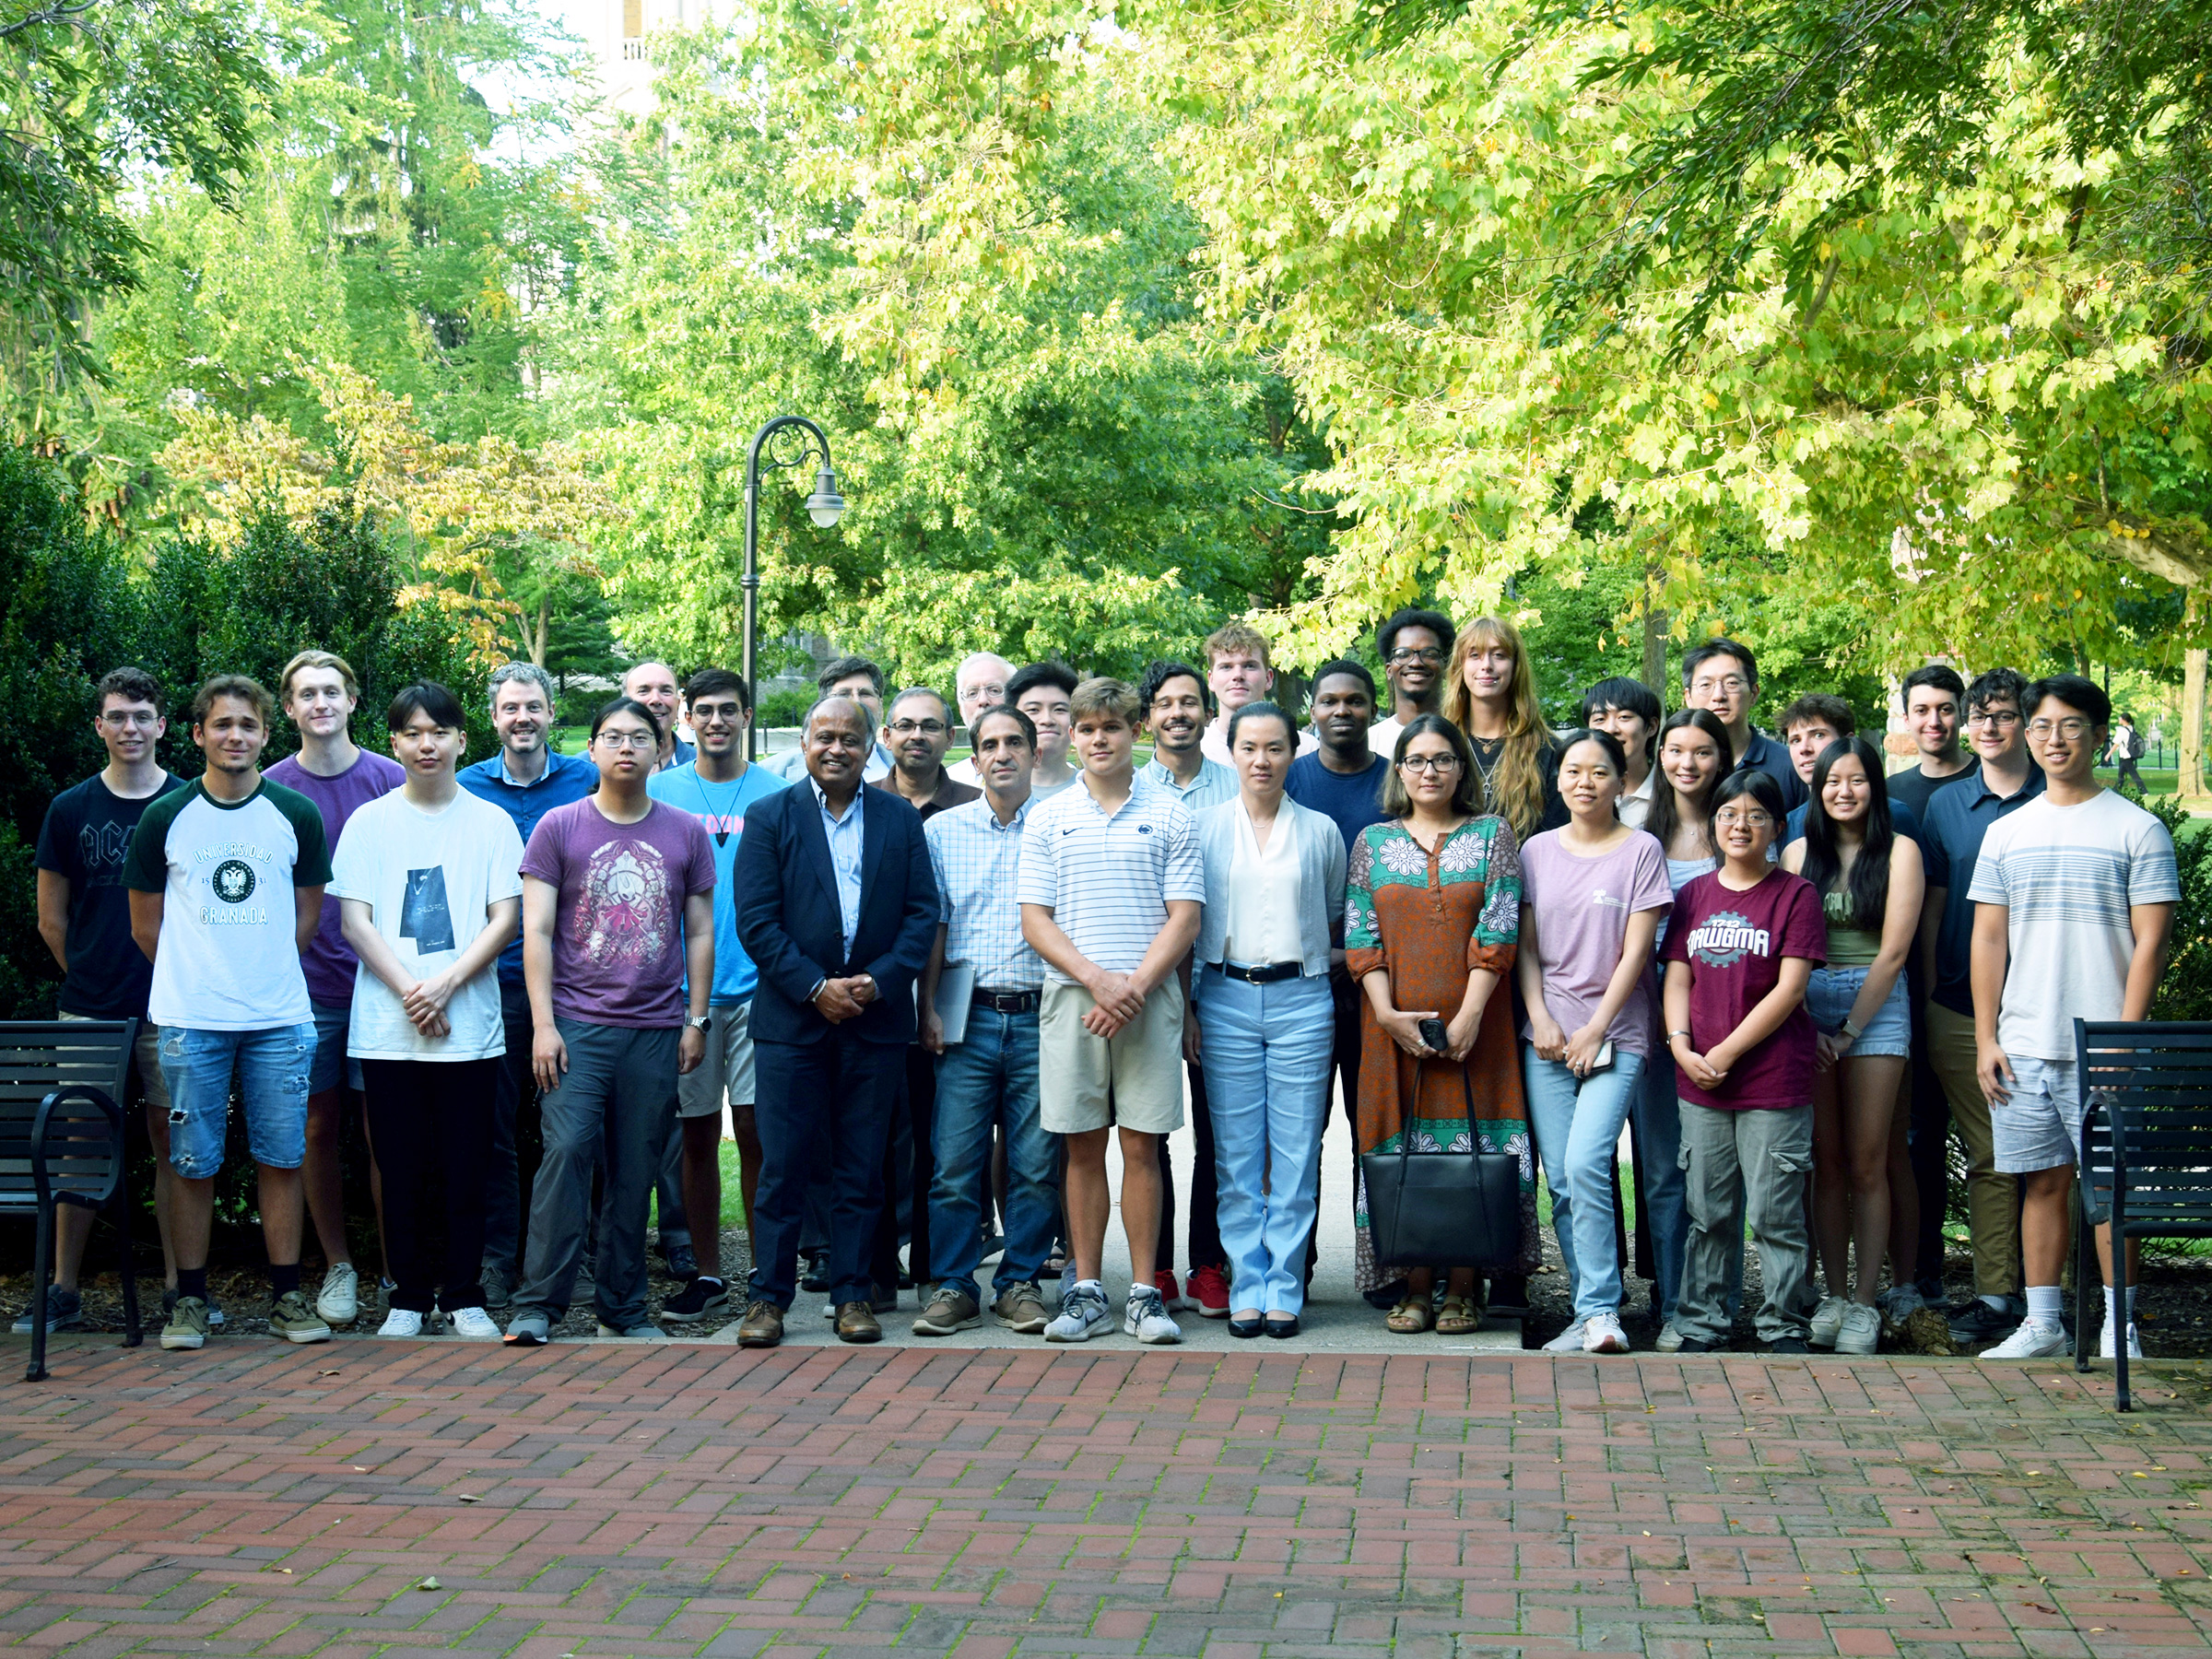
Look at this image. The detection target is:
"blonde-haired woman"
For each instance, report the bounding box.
[1442,616,1567,843]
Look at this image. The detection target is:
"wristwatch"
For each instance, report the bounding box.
[1839,1019,1863,1042]
[687,1014,712,1033]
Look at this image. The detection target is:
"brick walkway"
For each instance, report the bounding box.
[5,1342,2212,1657]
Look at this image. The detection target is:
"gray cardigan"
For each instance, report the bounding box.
[1194,794,1348,976]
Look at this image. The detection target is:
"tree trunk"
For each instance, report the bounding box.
[531,589,550,667]
[1641,561,1669,702]
[2183,647,2208,804]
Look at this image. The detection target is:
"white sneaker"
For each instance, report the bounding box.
[1542,1320,1588,1353]
[1877,1285,1925,1326]
[1043,1282,1115,1343]
[317,1262,360,1325]
[446,1306,500,1341]
[377,1307,424,1337]
[2100,1319,2145,1359]
[1981,1319,2068,1359]
[1835,1301,1882,1356]
[1654,1320,1685,1353]
[1583,1312,1630,1354]
[1807,1294,1848,1349]
[1124,1287,1182,1346]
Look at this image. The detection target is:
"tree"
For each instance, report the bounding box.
[1,0,278,407]
[553,1,1330,687]
[1136,0,2212,676]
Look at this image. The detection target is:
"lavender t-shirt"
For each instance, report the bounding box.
[519,798,717,1028]
[1518,828,1674,1057]
[267,749,406,1006]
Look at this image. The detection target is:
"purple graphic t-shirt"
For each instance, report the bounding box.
[519,798,717,1027]
[267,749,406,1006]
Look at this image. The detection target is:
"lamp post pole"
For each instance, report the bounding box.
[741,414,845,760]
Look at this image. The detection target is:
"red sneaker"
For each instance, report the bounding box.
[1187,1264,1231,1319]
[1152,1269,1184,1312]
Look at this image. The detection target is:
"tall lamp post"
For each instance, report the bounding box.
[741,415,846,759]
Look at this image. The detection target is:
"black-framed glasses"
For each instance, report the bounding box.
[888,719,947,736]
[1398,754,1460,774]
[1388,647,1443,665]
[1967,709,2021,727]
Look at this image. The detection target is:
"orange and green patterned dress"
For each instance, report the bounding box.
[1344,815,1537,1290]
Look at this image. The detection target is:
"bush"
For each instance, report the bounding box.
[2148,793,2212,1021]
[757,687,812,729]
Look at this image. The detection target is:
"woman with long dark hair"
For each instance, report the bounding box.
[1781,735,1924,1356]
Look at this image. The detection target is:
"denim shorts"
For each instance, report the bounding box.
[158,1023,317,1179]
[1805,967,1911,1057]
[310,998,366,1093]
[1992,1053,2084,1174]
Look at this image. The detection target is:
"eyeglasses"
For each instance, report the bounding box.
[594,731,656,750]
[964,685,1007,704]
[888,719,947,736]
[1388,647,1443,665]
[1690,675,1751,697]
[2027,717,2094,740]
[1398,754,1460,774]
[690,702,746,722]
[1967,709,2020,727]
[1712,808,1773,829]
[100,711,160,728]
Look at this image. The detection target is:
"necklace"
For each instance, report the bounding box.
[693,771,748,846]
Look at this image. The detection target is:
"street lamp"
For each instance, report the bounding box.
[741,415,845,759]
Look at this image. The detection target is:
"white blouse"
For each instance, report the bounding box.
[1223,802,1307,966]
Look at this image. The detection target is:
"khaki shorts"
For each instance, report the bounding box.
[60,1009,170,1112]
[676,1002,754,1122]
[1039,976,1185,1135]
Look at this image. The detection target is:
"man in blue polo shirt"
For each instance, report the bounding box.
[457,662,597,1307]
[1918,665,2042,1347]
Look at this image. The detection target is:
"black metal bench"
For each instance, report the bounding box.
[2075,1017,2212,1410]
[0,1019,144,1381]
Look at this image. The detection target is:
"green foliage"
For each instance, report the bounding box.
[2148,794,2212,1021]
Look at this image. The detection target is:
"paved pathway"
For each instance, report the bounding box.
[5,1340,2212,1658]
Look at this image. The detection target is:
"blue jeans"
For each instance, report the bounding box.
[1523,1047,1648,1322]
[158,1023,316,1179]
[1631,1047,1690,1319]
[927,1006,1056,1294]
[1194,970,1333,1315]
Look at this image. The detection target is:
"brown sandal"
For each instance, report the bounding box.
[1385,1294,1433,1334]
[1435,1294,1482,1335]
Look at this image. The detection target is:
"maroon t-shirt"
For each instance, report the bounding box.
[1659,867,1825,1111]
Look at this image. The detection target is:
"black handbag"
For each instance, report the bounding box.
[1359,1059,1523,1271]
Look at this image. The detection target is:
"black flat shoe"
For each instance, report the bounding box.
[1677,1335,1723,1353]
[1227,1314,1265,1338]
[1264,1316,1300,1339]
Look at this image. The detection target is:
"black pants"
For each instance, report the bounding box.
[752,1035,904,1309]
[361,1057,499,1314]
[1156,1060,1225,1274]
[485,980,541,1277]
[872,1045,937,1292]
[2116,756,2147,792]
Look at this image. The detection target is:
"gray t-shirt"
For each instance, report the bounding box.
[1967,789,2179,1060]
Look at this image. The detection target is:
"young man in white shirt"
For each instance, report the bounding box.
[1581,677,1663,830]
[125,676,335,1351]
[1370,608,1454,758]
[1010,661,1080,799]
[330,681,524,1339]
[1971,674,2177,1360]
[1198,622,1317,764]
[1018,678,1203,1346]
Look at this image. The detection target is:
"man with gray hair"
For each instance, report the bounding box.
[947,652,1015,787]
[767,656,894,783]
[458,662,600,1306]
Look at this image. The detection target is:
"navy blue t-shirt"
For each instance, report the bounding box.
[1286,751,1391,856]
[36,771,186,1018]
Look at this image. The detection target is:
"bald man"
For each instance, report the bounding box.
[622,662,695,773]
[947,653,1015,787]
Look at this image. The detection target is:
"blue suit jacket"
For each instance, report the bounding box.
[735,779,940,1046]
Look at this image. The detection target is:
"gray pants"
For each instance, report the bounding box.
[514,1020,679,1331]
[1677,1100,1814,1346]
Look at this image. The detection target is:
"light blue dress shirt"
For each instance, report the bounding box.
[812,778,866,960]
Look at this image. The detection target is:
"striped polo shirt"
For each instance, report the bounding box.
[1017,772,1204,982]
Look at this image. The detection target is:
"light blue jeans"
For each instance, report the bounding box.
[158,1022,316,1180]
[1194,969,1333,1315]
[1523,1046,1648,1322]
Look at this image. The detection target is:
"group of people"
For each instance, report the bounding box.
[19,610,2177,1360]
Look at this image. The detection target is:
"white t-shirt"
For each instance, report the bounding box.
[326,789,526,1061]
[1967,789,2180,1060]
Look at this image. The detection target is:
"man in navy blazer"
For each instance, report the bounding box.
[732,695,939,1346]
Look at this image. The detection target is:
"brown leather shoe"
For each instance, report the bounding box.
[834,1300,883,1343]
[735,1300,784,1348]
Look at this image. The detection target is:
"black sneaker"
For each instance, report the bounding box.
[1767,1336,1809,1354]
[662,1277,729,1324]
[661,1241,699,1280]
[1947,1297,2022,1346]
[1677,1335,1724,1352]
[800,1252,830,1292]
[1486,1275,1531,1317]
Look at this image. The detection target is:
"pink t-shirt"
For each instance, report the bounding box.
[267,750,406,1006]
[1660,867,1826,1111]
[519,798,717,1028]
[1518,828,1673,1057]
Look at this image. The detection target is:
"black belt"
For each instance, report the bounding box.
[1210,960,1303,985]
[971,987,1041,1013]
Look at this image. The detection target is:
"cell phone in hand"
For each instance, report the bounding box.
[1589,1038,1616,1071]
[1418,1017,1449,1053]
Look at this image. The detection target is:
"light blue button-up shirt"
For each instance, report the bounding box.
[812,778,866,960]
